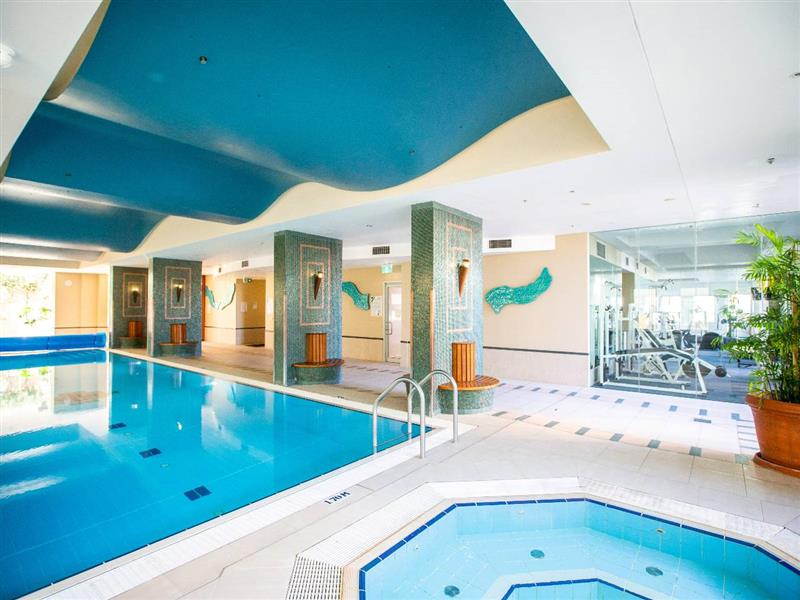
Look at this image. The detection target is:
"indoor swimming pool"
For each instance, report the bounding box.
[0,351,420,599]
[359,499,800,599]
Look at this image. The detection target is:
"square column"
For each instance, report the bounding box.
[110,266,147,348]
[147,258,202,357]
[273,231,343,385]
[411,202,492,413]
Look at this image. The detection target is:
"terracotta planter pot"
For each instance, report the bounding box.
[747,394,800,477]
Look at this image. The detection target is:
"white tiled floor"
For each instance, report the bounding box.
[88,344,799,600]
[172,344,754,458]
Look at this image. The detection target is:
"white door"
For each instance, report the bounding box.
[384,283,402,363]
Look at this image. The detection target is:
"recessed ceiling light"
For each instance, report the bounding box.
[663,198,674,202]
[0,44,15,69]
[581,202,592,206]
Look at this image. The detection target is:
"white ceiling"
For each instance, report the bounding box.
[5,1,796,270]
[140,0,799,268]
[417,0,800,236]
[0,1,102,162]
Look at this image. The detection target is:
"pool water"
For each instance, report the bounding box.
[360,499,800,599]
[0,351,420,599]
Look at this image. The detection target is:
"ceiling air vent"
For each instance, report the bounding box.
[372,245,391,256]
[596,242,606,259]
[488,239,512,249]
[241,260,249,268]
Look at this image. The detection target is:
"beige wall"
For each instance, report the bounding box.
[204,274,269,346]
[55,272,108,334]
[264,272,275,350]
[482,233,589,386]
[236,278,266,345]
[341,264,408,364]
[203,273,237,344]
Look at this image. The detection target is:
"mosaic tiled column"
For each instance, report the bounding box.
[273,231,343,385]
[411,202,488,413]
[110,266,148,348]
[147,258,202,357]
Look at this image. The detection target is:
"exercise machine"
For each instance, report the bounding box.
[599,324,727,396]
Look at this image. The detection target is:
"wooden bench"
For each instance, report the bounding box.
[439,375,499,391]
[120,319,145,348]
[158,322,198,355]
[292,332,344,384]
[294,358,344,369]
[437,341,500,391]
[436,341,499,414]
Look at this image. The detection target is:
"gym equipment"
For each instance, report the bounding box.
[599,324,727,396]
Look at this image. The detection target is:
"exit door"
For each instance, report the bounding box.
[383,282,402,363]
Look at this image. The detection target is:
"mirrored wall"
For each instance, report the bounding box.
[589,212,800,404]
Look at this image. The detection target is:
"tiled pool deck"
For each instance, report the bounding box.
[96,344,800,600]
[159,343,755,460]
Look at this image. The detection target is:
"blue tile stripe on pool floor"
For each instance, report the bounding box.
[501,578,651,600]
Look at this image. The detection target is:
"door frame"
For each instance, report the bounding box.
[382,280,402,363]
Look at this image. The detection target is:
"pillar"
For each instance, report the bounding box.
[111,266,147,348]
[273,231,343,385]
[411,201,486,413]
[147,258,202,357]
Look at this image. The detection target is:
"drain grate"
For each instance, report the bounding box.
[530,549,545,559]
[444,585,460,597]
[286,556,341,600]
[646,566,663,577]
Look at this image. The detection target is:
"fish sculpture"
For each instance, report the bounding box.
[342,281,372,310]
[204,283,236,311]
[485,267,552,314]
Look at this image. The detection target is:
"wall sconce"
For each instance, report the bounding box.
[129,285,140,306]
[313,270,324,300]
[458,259,470,297]
[173,282,183,304]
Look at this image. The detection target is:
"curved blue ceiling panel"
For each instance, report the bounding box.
[3,0,570,256]
[0,184,162,253]
[9,103,301,222]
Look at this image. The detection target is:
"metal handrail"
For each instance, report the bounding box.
[372,377,426,459]
[413,369,459,444]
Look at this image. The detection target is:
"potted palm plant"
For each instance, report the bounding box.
[723,225,800,476]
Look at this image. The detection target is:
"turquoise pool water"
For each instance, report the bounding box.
[360,499,800,599]
[0,351,420,599]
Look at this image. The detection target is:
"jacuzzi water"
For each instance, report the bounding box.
[0,351,420,599]
[359,499,800,599]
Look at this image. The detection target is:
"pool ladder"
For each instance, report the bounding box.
[371,370,459,460]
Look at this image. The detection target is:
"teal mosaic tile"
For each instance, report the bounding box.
[148,258,202,357]
[274,231,343,385]
[111,266,147,349]
[438,388,495,414]
[411,202,491,413]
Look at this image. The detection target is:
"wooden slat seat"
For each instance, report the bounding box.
[293,358,344,369]
[306,332,328,364]
[439,375,500,392]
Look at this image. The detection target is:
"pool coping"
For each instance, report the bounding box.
[283,477,800,600]
[24,350,473,600]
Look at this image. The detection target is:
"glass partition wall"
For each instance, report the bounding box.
[589,212,800,404]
